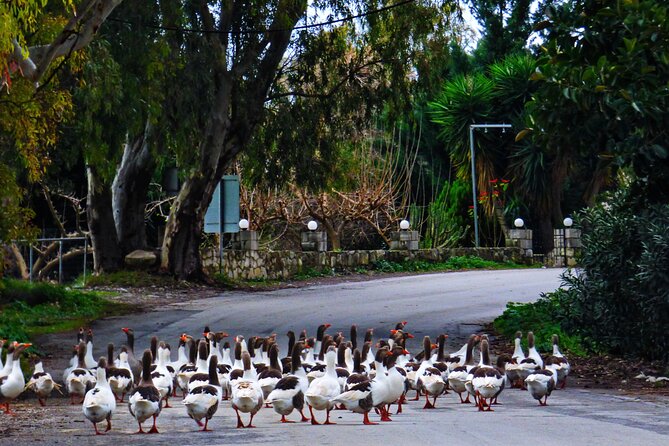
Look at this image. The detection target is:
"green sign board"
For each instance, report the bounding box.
[204,175,240,233]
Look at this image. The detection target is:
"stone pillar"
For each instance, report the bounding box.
[565,228,582,267]
[389,230,419,250]
[506,229,533,257]
[301,231,327,252]
[230,230,259,251]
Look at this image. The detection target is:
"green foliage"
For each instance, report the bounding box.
[0,278,128,343]
[494,292,587,356]
[557,189,669,361]
[421,179,470,248]
[372,255,525,273]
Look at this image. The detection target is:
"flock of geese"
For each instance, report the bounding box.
[0,323,570,435]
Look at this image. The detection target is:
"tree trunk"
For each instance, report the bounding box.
[87,165,123,273]
[112,123,157,254]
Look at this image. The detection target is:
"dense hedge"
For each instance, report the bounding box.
[558,190,669,361]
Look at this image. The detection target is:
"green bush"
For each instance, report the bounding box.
[558,190,669,361]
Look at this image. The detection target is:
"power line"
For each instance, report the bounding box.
[107,0,415,35]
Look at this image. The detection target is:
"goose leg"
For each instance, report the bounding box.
[134,421,145,434]
[299,408,310,422]
[309,405,320,425]
[246,412,257,428]
[280,414,295,423]
[422,393,435,409]
[202,418,212,432]
[93,422,102,435]
[363,411,378,425]
[148,415,160,433]
[234,407,244,428]
[323,408,336,425]
[105,416,112,432]
[38,398,46,407]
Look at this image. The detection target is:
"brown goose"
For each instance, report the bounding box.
[128,350,162,434]
[266,341,310,423]
[121,327,141,382]
[66,341,96,404]
[257,344,283,402]
[471,338,505,412]
[107,344,133,403]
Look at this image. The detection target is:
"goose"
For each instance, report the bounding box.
[0,343,31,414]
[177,336,198,395]
[431,333,450,382]
[314,324,332,360]
[107,346,134,403]
[381,347,409,419]
[305,346,340,425]
[230,351,264,428]
[257,344,283,401]
[128,350,162,434]
[152,342,174,408]
[66,341,96,404]
[0,342,15,379]
[62,344,78,383]
[169,334,189,375]
[266,342,310,423]
[412,336,441,407]
[121,327,141,382]
[514,332,543,387]
[504,332,526,388]
[448,334,480,404]
[306,335,333,383]
[281,331,296,371]
[183,355,222,431]
[84,328,97,369]
[25,360,60,406]
[83,357,116,435]
[344,349,369,391]
[525,363,559,406]
[526,331,544,368]
[544,334,570,388]
[470,338,505,412]
[362,329,375,368]
[221,340,233,368]
[330,351,390,426]
[334,342,352,392]
[445,334,480,372]
[350,325,358,352]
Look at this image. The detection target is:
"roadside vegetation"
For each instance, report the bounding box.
[0,279,129,346]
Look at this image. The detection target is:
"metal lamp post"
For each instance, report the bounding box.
[469,123,512,247]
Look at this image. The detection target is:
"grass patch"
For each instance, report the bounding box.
[494,292,588,357]
[83,270,178,288]
[0,279,130,348]
[371,255,529,273]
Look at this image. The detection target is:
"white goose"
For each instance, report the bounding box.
[152,342,174,408]
[84,328,97,369]
[257,344,283,401]
[305,346,340,425]
[515,332,543,387]
[25,360,60,406]
[0,343,30,414]
[183,355,222,431]
[504,331,527,388]
[83,357,116,435]
[231,351,264,428]
[266,342,310,423]
[128,350,162,434]
[415,337,445,409]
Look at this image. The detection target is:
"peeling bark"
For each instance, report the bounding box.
[112,123,157,254]
[87,165,123,273]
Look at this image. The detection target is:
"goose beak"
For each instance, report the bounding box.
[325,323,332,328]
[23,343,33,347]
[407,333,415,339]
[390,329,397,335]
[402,321,408,325]
[403,349,410,355]
[121,327,129,333]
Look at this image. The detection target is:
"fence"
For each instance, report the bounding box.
[10,237,91,284]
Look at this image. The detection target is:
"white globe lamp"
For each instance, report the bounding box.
[238,219,250,230]
[514,218,524,228]
[563,217,573,228]
[399,219,410,230]
[307,220,318,231]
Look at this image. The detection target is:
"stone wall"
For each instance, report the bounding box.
[202,247,529,280]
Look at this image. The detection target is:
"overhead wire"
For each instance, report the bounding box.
[107,0,416,35]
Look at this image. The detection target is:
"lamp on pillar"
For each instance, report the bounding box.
[562,217,573,267]
[514,218,524,228]
[399,219,410,230]
[302,220,327,251]
[231,218,257,250]
[390,219,419,250]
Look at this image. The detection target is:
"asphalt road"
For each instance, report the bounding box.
[6,268,669,445]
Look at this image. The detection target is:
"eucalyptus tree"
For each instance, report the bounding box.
[0,1,124,274]
[136,0,458,279]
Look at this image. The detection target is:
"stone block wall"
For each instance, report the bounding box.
[202,247,529,280]
[548,228,582,267]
